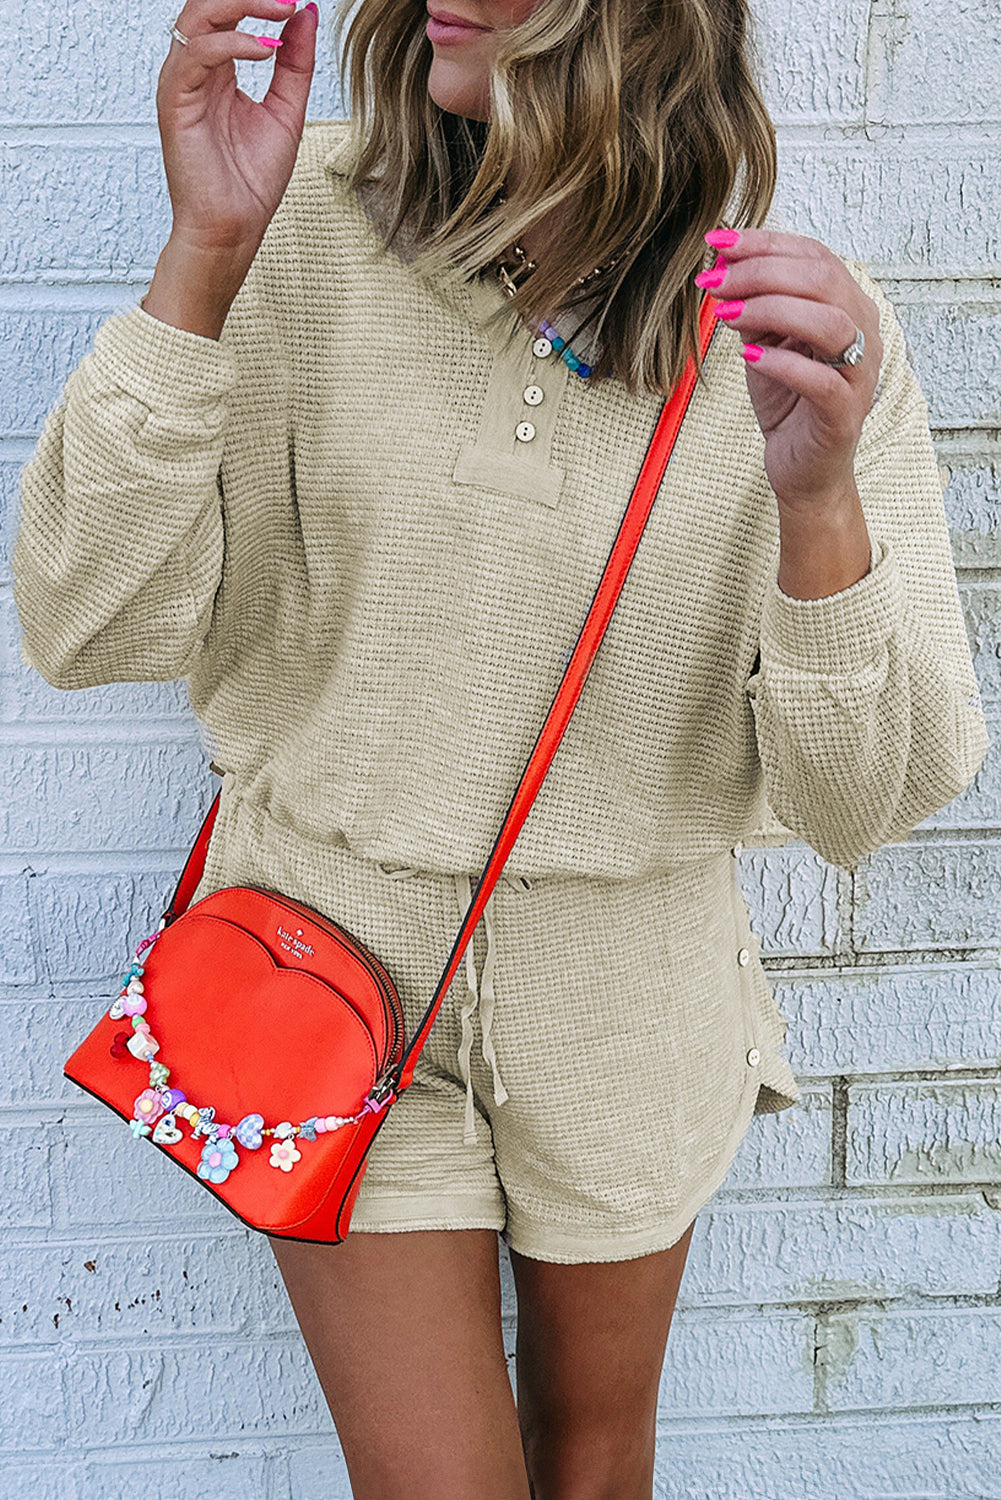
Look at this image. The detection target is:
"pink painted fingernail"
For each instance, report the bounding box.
[740,343,763,362]
[694,266,727,289]
[305,1,319,12]
[256,35,283,45]
[706,228,740,248]
[713,299,745,321]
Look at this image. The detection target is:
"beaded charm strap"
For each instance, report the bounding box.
[109,925,384,1183]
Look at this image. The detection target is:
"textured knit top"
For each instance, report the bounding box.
[12,118,988,886]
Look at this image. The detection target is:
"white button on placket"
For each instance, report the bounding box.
[532,337,553,358]
[737,947,750,967]
[515,421,536,443]
[523,384,544,406]
[746,1047,760,1066]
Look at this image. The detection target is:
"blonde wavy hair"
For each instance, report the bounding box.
[330,0,777,397]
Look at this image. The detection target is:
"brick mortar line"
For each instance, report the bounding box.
[6,1413,1001,1457]
[763,949,1001,970]
[8,118,1001,142]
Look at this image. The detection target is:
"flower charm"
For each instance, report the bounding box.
[133,1087,166,1125]
[269,1138,302,1172]
[197,1136,239,1184]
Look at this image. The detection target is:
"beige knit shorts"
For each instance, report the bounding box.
[195,790,799,1264]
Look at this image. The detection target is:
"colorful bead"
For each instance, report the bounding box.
[129,1118,151,1139]
[535,320,596,382]
[108,996,126,1020]
[110,1029,133,1059]
[234,1113,264,1150]
[274,1121,295,1139]
[197,1136,239,1184]
[164,1087,186,1109]
[324,1114,356,1132]
[299,1118,318,1141]
[133,1087,166,1124]
[122,994,147,1016]
[149,1061,170,1086]
[152,1112,183,1145]
[191,1105,217,1139]
[126,1031,159,1060]
[269,1139,302,1172]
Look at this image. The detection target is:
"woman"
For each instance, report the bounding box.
[12,0,987,1495]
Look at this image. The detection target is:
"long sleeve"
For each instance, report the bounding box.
[746,259,990,871]
[11,222,292,690]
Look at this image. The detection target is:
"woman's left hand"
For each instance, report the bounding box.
[696,228,883,513]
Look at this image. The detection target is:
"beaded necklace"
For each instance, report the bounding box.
[487,191,621,380]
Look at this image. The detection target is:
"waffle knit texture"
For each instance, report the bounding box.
[12,119,987,883]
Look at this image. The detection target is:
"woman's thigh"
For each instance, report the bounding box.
[510,1219,697,1500]
[267,1227,531,1500]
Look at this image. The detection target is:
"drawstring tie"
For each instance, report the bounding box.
[379,865,531,1145]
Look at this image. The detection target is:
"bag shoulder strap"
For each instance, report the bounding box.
[164,294,719,1097]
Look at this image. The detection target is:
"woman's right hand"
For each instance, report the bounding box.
[156,0,318,259]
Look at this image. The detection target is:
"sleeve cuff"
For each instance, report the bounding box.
[90,303,240,421]
[759,537,905,674]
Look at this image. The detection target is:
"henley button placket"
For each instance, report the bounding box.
[452,274,568,506]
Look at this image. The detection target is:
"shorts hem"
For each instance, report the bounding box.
[502,1212,697,1265]
[347,1191,506,1236]
[502,1050,762,1265]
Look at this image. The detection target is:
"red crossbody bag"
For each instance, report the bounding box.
[63,297,716,1243]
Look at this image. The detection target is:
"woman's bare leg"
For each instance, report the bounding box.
[268,1227,531,1500]
[510,1219,697,1500]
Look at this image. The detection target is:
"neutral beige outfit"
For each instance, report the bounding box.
[13,119,987,1261]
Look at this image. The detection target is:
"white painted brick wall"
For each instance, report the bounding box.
[2,0,999,1494]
